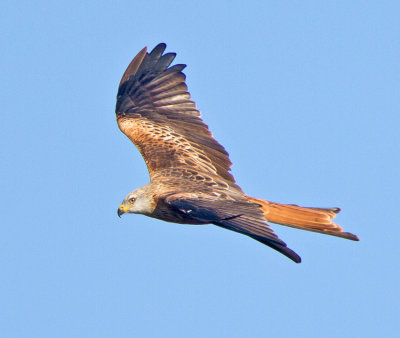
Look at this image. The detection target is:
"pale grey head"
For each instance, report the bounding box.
[118,184,155,217]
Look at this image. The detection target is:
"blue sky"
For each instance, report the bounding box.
[1,1,399,337]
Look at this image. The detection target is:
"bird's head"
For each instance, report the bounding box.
[118,185,155,217]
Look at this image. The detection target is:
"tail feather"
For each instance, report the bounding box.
[247,197,359,241]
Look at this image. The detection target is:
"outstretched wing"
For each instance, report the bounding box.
[166,195,301,263]
[116,43,237,185]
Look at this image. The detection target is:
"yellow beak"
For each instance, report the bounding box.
[118,204,129,217]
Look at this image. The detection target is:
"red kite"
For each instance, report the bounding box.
[116,43,358,263]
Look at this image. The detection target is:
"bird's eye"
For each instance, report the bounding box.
[128,197,136,204]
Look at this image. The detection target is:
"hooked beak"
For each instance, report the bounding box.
[118,204,126,218]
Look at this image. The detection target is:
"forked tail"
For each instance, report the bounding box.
[247,197,359,241]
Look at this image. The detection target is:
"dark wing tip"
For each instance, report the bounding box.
[250,234,302,263]
[118,42,171,90]
[117,43,182,113]
[149,43,167,57]
[118,46,148,88]
[344,232,360,241]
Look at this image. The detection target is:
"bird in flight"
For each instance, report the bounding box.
[116,43,359,263]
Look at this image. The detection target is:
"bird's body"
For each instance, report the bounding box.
[116,43,359,263]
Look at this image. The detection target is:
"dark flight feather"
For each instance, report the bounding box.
[167,197,301,263]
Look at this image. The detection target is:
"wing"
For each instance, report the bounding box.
[166,195,301,263]
[116,43,237,185]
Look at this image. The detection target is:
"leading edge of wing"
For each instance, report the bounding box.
[115,43,237,184]
[166,196,302,263]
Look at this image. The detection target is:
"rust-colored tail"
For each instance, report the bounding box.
[247,197,359,241]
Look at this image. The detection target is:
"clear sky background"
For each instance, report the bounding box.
[1,1,399,337]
